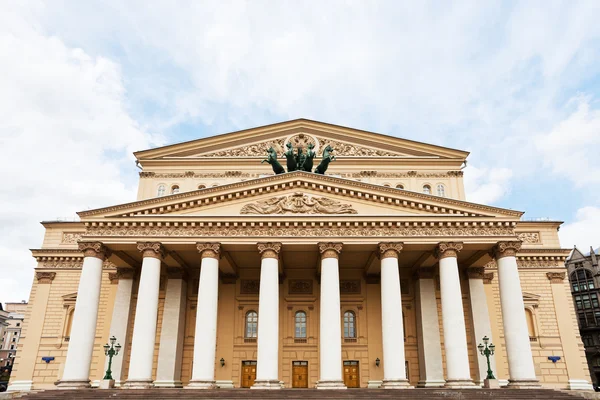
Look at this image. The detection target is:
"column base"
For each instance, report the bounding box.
[251,379,283,389]
[381,379,412,389]
[154,380,183,388]
[568,379,594,391]
[316,380,347,389]
[7,380,33,392]
[216,380,235,389]
[99,379,115,389]
[123,379,154,389]
[417,379,445,388]
[483,378,500,389]
[507,379,541,388]
[55,379,91,389]
[185,380,216,389]
[444,379,477,389]
[367,380,382,388]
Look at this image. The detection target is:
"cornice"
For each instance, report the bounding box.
[77,171,522,219]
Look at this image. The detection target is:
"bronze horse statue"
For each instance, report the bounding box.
[314,145,335,174]
[284,142,297,172]
[262,146,285,174]
[302,142,316,172]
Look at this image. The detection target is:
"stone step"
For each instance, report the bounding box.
[15,388,587,400]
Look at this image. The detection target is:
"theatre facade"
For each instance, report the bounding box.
[8,119,592,391]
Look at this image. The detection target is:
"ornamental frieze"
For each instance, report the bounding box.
[240,280,260,294]
[240,192,357,215]
[289,280,313,294]
[202,139,286,157]
[35,257,118,270]
[140,171,259,179]
[61,232,83,244]
[317,137,399,157]
[340,280,361,294]
[85,225,516,238]
[517,232,541,244]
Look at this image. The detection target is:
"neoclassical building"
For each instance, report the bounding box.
[7,120,592,391]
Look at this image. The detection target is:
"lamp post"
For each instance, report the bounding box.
[477,336,496,380]
[103,336,122,380]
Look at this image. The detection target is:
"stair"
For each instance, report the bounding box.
[14,388,590,400]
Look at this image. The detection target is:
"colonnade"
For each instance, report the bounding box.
[56,240,539,389]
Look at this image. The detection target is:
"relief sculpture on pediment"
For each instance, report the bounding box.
[240,192,357,215]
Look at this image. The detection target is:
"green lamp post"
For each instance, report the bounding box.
[477,336,496,380]
[103,336,122,380]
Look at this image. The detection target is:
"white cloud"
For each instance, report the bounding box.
[0,4,161,303]
[464,165,513,205]
[559,206,600,249]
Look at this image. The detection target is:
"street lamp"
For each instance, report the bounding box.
[477,336,496,380]
[103,336,122,380]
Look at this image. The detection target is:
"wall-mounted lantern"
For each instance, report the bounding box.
[375,358,380,367]
[220,358,225,367]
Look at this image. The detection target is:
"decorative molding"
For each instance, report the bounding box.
[466,267,485,279]
[340,280,361,294]
[36,271,56,284]
[85,224,516,239]
[108,272,119,284]
[436,242,463,259]
[378,242,403,259]
[517,232,541,244]
[257,242,282,259]
[196,242,221,259]
[140,171,259,179]
[137,242,165,259]
[483,272,494,284]
[289,280,313,295]
[34,254,117,270]
[240,192,357,215]
[78,241,111,260]
[284,133,320,154]
[202,138,286,157]
[318,242,343,259]
[486,257,567,269]
[317,137,399,157]
[240,280,260,294]
[546,272,566,283]
[493,241,522,259]
[62,232,83,244]
[344,170,464,179]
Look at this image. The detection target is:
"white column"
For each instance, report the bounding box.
[378,243,411,388]
[124,242,164,389]
[155,268,188,387]
[188,243,221,389]
[494,241,539,388]
[467,267,497,386]
[437,242,475,388]
[252,242,282,389]
[58,242,110,389]
[104,268,134,387]
[316,242,346,389]
[414,268,445,387]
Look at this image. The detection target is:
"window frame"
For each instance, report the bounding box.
[343,310,357,339]
[422,184,431,195]
[245,310,258,339]
[294,311,307,339]
[436,183,445,197]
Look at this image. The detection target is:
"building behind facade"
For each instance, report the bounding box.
[566,247,600,384]
[6,120,594,392]
[0,302,26,383]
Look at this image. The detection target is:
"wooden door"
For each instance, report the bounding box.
[343,360,360,388]
[292,361,308,388]
[241,360,257,388]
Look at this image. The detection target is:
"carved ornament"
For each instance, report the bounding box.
[202,138,286,157]
[436,242,463,259]
[62,232,83,244]
[317,137,399,157]
[197,242,221,259]
[319,242,343,259]
[108,272,119,284]
[257,242,282,259]
[483,272,494,284]
[240,192,357,215]
[517,232,541,244]
[378,242,404,259]
[136,242,164,259]
[546,272,566,283]
[493,241,522,259]
[340,280,361,294]
[78,241,111,260]
[36,271,56,284]
[289,280,313,295]
[284,133,320,154]
[466,267,485,279]
[241,280,260,294]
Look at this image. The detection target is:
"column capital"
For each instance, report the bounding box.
[36,271,56,284]
[196,242,221,259]
[378,242,404,259]
[465,267,485,279]
[318,242,343,260]
[436,242,463,259]
[492,241,522,259]
[78,241,111,260]
[137,242,165,259]
[546,272,566,284]
[483,272,494,284]
[108,272,119,284]
[257,242,282,259]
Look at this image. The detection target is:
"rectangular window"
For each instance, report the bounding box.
[583,335,594,346]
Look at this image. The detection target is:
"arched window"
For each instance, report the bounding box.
[171,185,180,194]
[571,269,600,328]
[383,183,391,187]
[157,184,166,197]
[396,184,404,189]
[245,311,258,339]
[422,185,431,194]
[198,184,206,190]
[343,311,356,339]
[437,184,445,197]
[525,308,536,340]
[212,183,219,187]
[295,311,307,338]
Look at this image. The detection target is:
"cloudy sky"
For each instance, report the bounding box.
[2,1,600,303]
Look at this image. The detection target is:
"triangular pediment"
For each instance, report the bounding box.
[78,171,521,220]
[135,119,469,161]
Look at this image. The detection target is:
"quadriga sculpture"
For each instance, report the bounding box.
[262,146,285,174]
[314,145,336,174]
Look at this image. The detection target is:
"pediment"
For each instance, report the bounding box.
[78,171,522,220]
[135,119,469,161]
